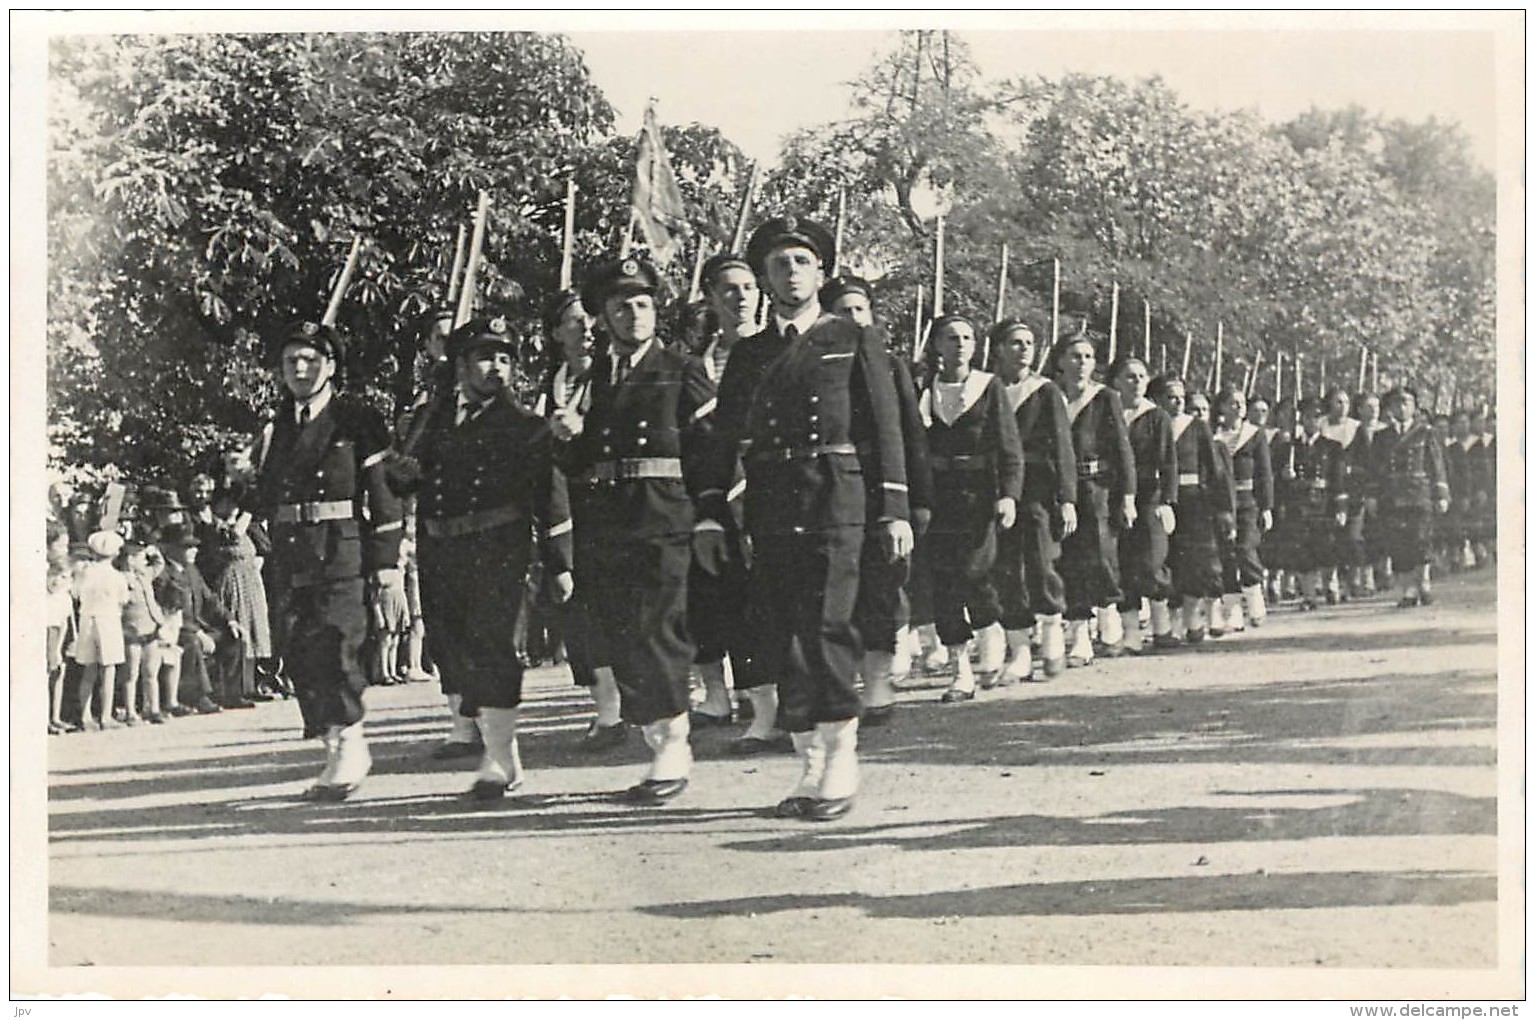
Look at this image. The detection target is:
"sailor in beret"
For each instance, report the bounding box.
[247,319,405,801]
[554,255,721,805]
[388,316,574,800]
[819,273,934,725]
[1374,385,1450,607]
[706,214,913,821]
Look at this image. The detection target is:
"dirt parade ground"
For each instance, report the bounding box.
[20,568,1521,1000]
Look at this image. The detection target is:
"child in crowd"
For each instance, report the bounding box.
[371,532,411,685]
[46,521,75,734]
[73,530,130,730]
[119,540,173,723]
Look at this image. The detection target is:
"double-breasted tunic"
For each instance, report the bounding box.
[251,396,404,737]
[400,392,572,713]
[554,341,718,726]
[1271,429,1349,574]
[1372,420,1449,572]
[711,312,910,731]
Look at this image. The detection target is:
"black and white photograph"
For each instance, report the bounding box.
[12,9,1524,1005]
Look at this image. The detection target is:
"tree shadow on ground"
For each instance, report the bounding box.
[639,869,1496,921]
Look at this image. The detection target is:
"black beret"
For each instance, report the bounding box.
[446,315,518,362]
[746,215,835,272]
[987,318,1036,347]
[701,252,753,289]
[544,289,587,330]
[268,320,345,365]
[580,257,662,315]
[819,274,872,308]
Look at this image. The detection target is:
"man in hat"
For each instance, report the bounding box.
[708,215,912,822]
[551,256,720,805]
[820,273,933,724]
[153,522,239,716]
[249,320,405,800]
[685,253,763,733]
[389,316,574,800]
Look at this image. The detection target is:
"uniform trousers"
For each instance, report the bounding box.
[1221,505,1265,593]
[418,522,532,713]
[687,529,753,677]
[1169,485,1225,599]
[574,529,694,726]
[750,526,864,732]
[1380,505,1434,573]
[1118,499,1173,608]
[1059,483,1122,619]
[920,519,1001,647]
[995,501,1066,629]
[558,592,607,687]
[277,577,369,739]
[852,530,911,655]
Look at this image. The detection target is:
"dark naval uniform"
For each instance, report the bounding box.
[402,373,572,715]
[1214,421,1273,594]
[1272,428,1349,577]
[1374,418,1449,574]
[915,369,1023,649]
[1118,399,1178,608]
[253,355,404,740]
[853,353,933,656]
[533,357,609,690]
[555,338,718,726]
[1059,382,1136,620]
[715,311,910,732]
[995,373,1077,629]
[1167,411,1235,601]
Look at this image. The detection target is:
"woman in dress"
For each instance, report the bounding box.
[206,482,273,707]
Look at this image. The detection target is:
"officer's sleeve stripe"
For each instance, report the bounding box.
[547,520,574,538]
[691,398,718,422]
[883,481,909,493]
[727,479,747,502]
[362,450,389,470]
[374,520,403,534]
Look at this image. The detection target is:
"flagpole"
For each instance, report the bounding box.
[322,236,362,328]
[687,241,708,303]
[1319,356,1327,399]
[620,207,637,258]
[932,215,945,317]
[1107,281,1120,365]
[1051,258,1060,349]
[455,191,491,329]
[994,242,1009,322]
[559,175,578,291]
[1294,351,1304,406]
[729,162,759,254]
[444,224,467,308]
[1214,322,1223,391]
[832,187,847,276]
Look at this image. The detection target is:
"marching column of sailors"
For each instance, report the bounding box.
[249,212,1496,816]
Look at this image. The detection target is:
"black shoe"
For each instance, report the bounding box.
[1396,594,1421,609]
[578,721,628,752]
[469,777,523,803]
[194,698,223,715]
[939,688,975,704]
[805,796,854,822]
[431,740,483,761]
[1152,633,1181,651]
[620,778,688,806]
[860,704,896,727]
[220,698,258,710]
[247,690,276,702]
[688,710,733,729]
[1419,590,1435,606]
[728,734,793,756]
[168,704,194,718]
[309,783,358,803]
[773,795,817,819]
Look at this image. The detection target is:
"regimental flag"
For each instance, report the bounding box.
[630,104,688,265]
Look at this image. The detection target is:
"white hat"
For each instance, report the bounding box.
[86,530,124,560]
